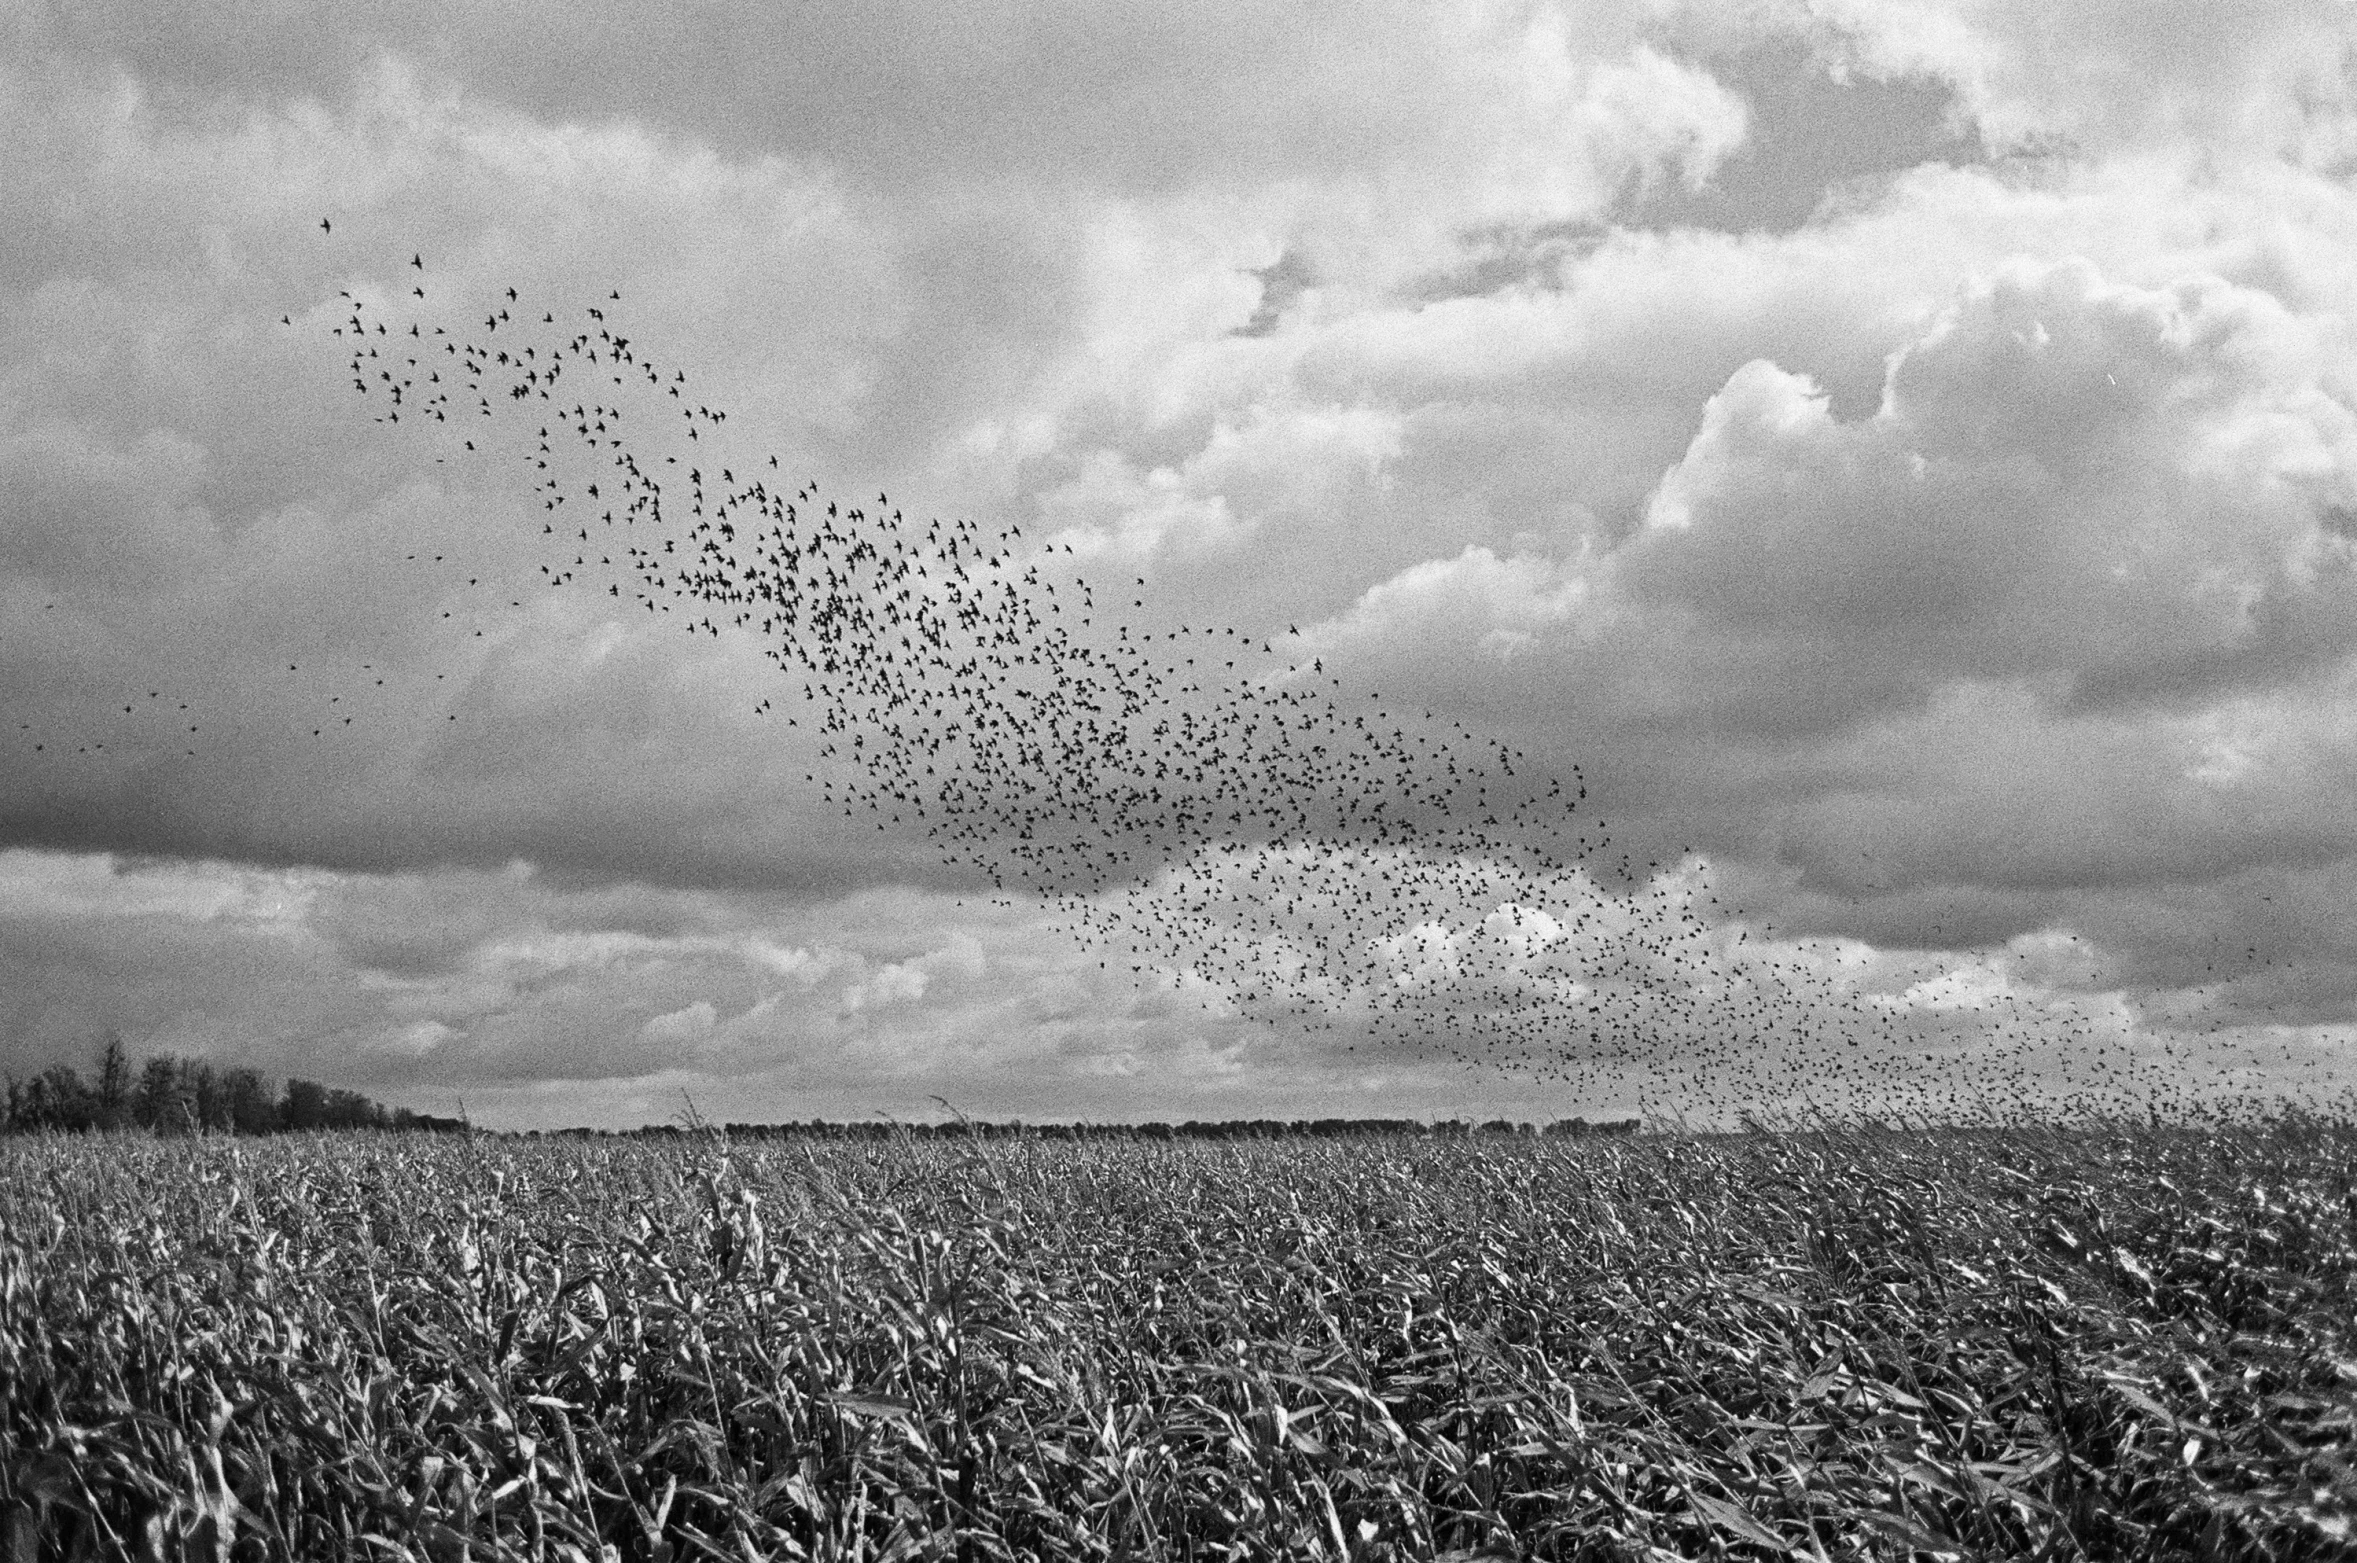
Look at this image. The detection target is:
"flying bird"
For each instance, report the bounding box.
[22,237,2320,1131]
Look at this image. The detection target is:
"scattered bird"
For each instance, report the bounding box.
[19,236,2349,1129]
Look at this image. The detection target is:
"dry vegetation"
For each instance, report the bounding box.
[4,1122,2353,1561]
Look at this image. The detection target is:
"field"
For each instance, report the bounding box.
[4,1123,2353,1562]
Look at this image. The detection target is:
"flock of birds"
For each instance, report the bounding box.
[15,231,2349,1127]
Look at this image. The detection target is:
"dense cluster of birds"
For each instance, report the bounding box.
[16,233,2349,1126]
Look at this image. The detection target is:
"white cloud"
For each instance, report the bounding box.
[5,3,2356,1122]
[1615,256,2357,699]
[1817,0,2357,164]
[641,1000,717,1044]
[840,960,929,1014]
[1041,402,1404,563]
[375,1018,457,1058]
[1319,546,1591,669]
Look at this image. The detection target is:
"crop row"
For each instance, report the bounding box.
[3,1122,2352,1560]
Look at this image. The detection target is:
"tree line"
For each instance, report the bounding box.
[2,1036,462,1136]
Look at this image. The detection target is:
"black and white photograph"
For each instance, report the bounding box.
[4,1,2354,1556]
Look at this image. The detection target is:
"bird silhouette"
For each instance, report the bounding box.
[273,257,2357,1126]
[29,236,2347,1131]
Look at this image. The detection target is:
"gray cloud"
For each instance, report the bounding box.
[3,2,2354,1121]
[1625,31,1985,236]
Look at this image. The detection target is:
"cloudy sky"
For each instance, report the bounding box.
[4,0,2355,1128]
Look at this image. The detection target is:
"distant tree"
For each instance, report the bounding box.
[323,1087,385,1130]
[281,1077,330,1132]
[137,1055,197,1135]
[223,1067,278,1135]
[188,1061,230,1133]
[94,1034,133,1131]
[38,1064,95,1132]
[5,1046,429,1138]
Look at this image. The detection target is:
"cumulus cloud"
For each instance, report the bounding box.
[2,847,1669,1125]
[3,1,2354,1121]
[1294,248,2357,1027]
[1626,259,2357,708]
[1816,0,2357,164]
[640,1000,715,1045]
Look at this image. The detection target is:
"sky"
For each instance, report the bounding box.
[3,0,2355,1129]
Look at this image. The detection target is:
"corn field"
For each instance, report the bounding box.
[3,1122,2353,1561]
